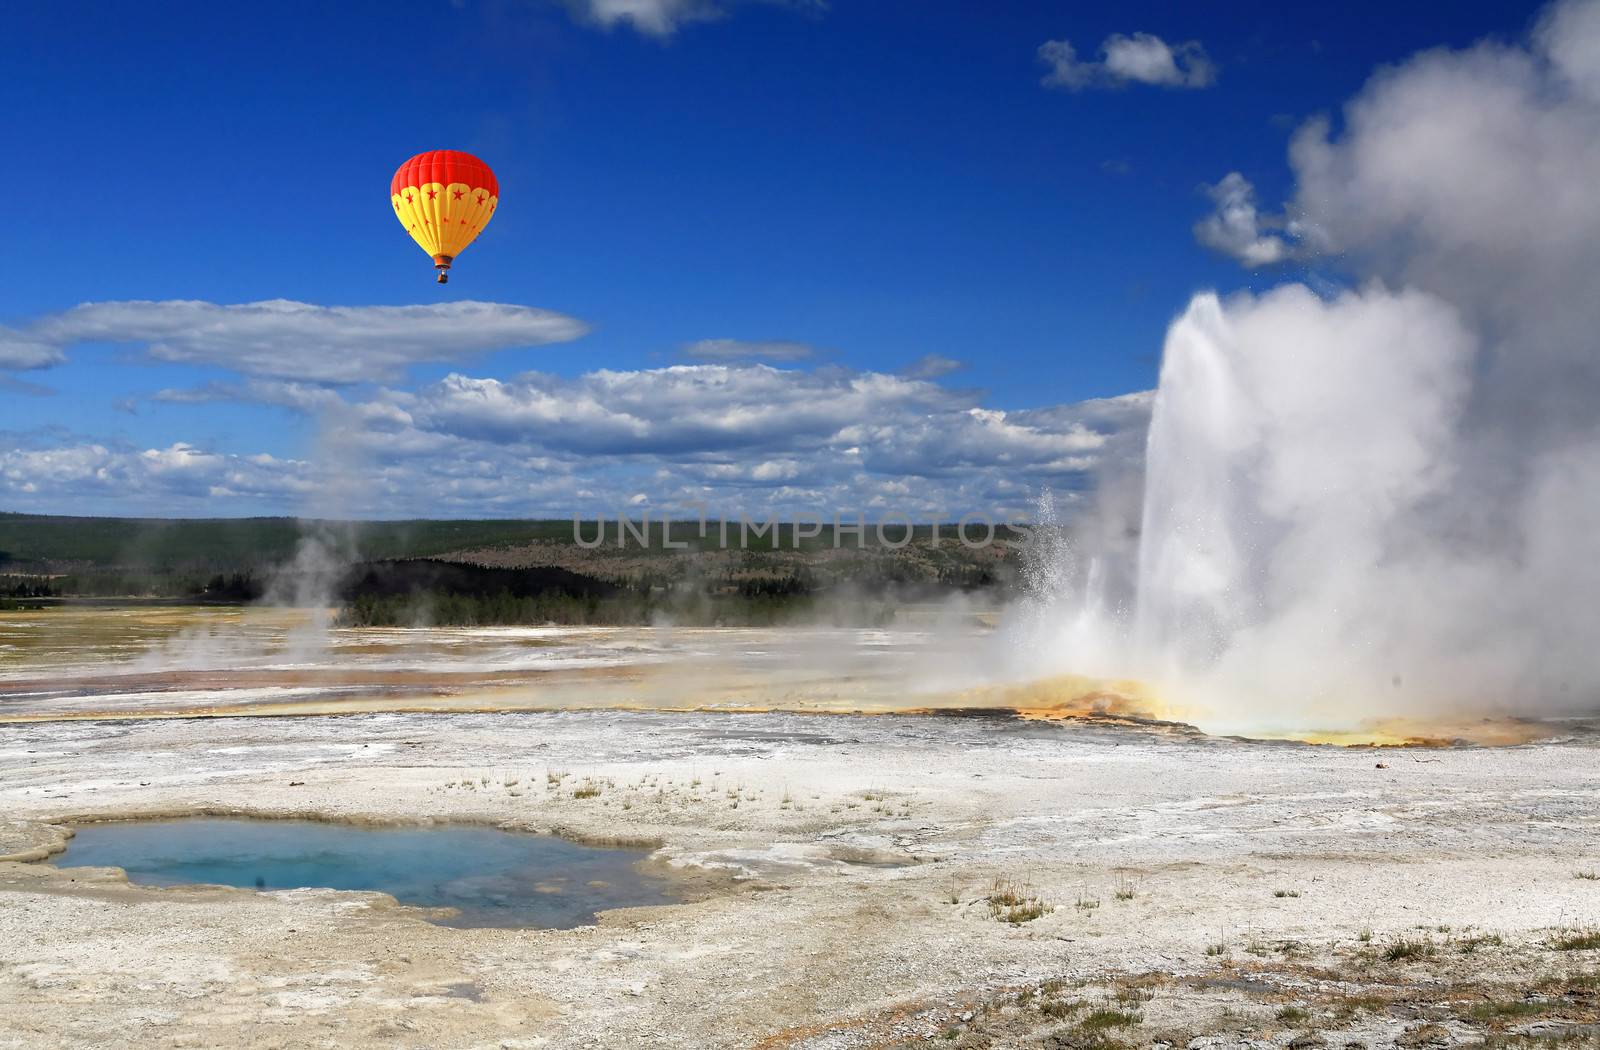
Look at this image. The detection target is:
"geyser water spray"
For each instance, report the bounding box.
[1012,0,1600,734]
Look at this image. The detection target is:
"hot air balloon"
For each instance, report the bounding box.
[390,150,499,283]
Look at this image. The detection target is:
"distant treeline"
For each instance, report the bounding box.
[0,511,1022,623]
[2,577,56,599]
[0,513,578,573]
[0,512,1021,570]
[1,572,264,602]
[335,559,903,627]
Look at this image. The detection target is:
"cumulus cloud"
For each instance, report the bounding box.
[563,0,821,37]
[411,365,960,454]
[681,338,816,361]
[1192,173,1294,266]
[6,299,588,383]
[1039,32,1216,91]
[5,362,1152,519]
[396,364,1149,514]
[0,442,316,512]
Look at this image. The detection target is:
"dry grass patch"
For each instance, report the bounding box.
[1383,936,1436,962]
[987,878,1052,924]
[1548,928,1600,951]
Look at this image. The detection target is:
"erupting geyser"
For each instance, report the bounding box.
[1129,286,1476,731]
[1017,0,1600,734]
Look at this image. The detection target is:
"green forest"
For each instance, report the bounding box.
[0,512,1023,624]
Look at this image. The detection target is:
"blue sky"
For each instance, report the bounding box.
[0,0,1550,518]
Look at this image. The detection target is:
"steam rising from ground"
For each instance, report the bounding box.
[1013,0,1600,733]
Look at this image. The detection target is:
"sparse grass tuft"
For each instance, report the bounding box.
[1039,998,1085,1019]
[1205,942,1227,956]
[1276,1005,1310,1023]
[1078,1007,1142,1031]
[1548,928,1600,951]
[1574,870,1600,881]
[987,879,1053,924]
[1469,999,1548,1021]
[1383,936,1435,961]
[1459,933,1504,954]
[1333,993,1389,1019]
[1274,888,1301,898]
[1113,984,1153,1005]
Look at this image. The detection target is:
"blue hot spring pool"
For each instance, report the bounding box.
[56,818,675,929]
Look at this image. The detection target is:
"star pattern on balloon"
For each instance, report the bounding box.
[389,150,500,282]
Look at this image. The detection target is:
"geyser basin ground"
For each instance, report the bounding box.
[4,707,1600,1048]
[0,606,1562,744]
[3,614,1599,1045]
[55,817,673,928]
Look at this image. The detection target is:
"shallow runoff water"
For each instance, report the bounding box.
[57,818,674,928]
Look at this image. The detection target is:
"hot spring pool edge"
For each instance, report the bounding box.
[7,809,736,930]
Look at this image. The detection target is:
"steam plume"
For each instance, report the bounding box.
[1017,0,1600,732]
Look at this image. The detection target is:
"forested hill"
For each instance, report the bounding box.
[0,513,570,571]
[0,512,1024,618]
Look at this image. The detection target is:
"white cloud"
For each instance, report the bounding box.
[1039,32,1216,91]
[409,364,961,455]
[0,442,316,511]
[562,0,821,37]
[681,338,816,361]
[153,378,348,413]
[7,299,588,383]
[1193,172,1293,266]
[394,364,1151,513]
[0,327,65,371]
[566,0,721,35]
[4,363,1153,519]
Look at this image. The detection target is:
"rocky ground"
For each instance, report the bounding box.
[3,709,1600,1048]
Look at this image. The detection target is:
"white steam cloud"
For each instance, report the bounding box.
[1192,173,1294,267]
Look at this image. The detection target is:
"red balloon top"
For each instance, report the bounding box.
[391,150,499,198]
